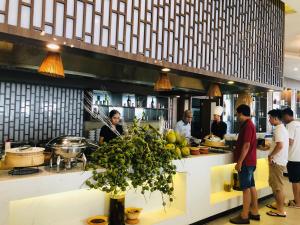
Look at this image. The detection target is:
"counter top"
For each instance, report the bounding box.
[0,149,270,184]
[0,152,230,182]
[0,164,87,182]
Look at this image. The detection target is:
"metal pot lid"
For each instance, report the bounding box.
[47,136,87,148]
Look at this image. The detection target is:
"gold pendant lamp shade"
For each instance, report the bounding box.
[154,73,172,91]
[235,92,253,109]
[38,52,65,78]
[207,83,222,97]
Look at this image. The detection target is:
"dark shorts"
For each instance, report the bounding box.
[287,161,300,183]
[239,166,256,190]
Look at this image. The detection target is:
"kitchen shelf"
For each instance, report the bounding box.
[96,105,168,110]
[95,105,113,107]
[224,93,267,133]
[87,91,170,123]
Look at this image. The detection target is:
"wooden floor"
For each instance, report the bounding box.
[206,178,299,225]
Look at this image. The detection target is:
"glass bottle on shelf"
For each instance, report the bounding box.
[157,102,161,109]
[142,111,146,121]
[127,95,131,107]
[95,96,101,106]
[103,94,109,106]
[93,106,98,114]
[151,97,155,108]
[93,96,100,114]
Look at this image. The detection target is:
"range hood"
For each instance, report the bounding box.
[0,41,205,93]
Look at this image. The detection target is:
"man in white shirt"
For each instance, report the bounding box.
[282,108,300,208]
[175,110,192,139]
[267,109,289,217]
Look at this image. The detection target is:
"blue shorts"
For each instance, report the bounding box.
[239,166,256,190]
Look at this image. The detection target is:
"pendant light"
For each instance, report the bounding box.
[38,44,64,78]
[235,92,253,109]
[154,72,172,91]
[207,83,222,97]
[0,41,13,52]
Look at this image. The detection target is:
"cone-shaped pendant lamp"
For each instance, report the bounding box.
[235,92,252,109]
[207,83,222,97]
[154,73,172,91]
[38,52,65,78]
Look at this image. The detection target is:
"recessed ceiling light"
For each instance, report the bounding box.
[227,81,235,84]
[70,44,74,48]
[294,67,299,71]
[40,31,45,36]
[53,38,57,41]
[161,68,170,72]
[176,95,180,98]
[46,43,60,50]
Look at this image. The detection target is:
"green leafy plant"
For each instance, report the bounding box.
[86,120,178,206]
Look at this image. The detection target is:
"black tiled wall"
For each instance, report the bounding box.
[0,82,83,143]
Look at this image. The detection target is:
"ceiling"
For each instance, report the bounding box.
[283,0,300,81]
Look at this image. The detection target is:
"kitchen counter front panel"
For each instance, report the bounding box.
[0,151,271,225]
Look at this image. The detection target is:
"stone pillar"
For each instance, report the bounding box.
[266,92,273,133]
[290,89,296,114]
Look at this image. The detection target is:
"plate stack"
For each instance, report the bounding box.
[88,130,96,142]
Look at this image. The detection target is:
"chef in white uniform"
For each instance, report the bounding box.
[211,106,227,139]
[175,110,193,139]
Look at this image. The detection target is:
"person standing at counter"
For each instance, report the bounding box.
[99,110,124,144]
[266,109,288,218]
[230,104,259,224]
[211,106,227,139]
[175,110,192,139]
[282,108,300,209]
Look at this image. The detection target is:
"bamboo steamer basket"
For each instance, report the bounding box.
[204,139,225,147]
[5,147,45,168]
[204,135,225,148]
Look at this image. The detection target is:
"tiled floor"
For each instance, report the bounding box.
[206,178,299,225]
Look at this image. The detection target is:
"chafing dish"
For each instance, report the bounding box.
[46,136,97,171]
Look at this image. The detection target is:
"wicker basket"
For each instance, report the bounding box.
[204,139,225,147]
[5,147,45,168]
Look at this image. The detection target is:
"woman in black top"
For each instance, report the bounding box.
[99,110,124,144]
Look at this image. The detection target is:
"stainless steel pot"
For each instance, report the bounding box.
[46,136,88,159]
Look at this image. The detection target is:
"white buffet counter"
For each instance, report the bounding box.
[0,151,271,225]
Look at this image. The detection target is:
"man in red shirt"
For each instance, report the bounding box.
[230,104,259,224]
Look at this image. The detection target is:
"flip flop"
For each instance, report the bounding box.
[266,211,287,217]
[266,204,277,210]
[287,200,300,209]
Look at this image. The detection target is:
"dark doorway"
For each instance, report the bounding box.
[192,97,222,139]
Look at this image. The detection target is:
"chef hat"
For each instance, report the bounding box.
[214,106,224,116]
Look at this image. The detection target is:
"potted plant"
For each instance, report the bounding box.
[85,120,178,225]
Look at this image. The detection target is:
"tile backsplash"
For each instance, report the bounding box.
[0,82,83,143]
